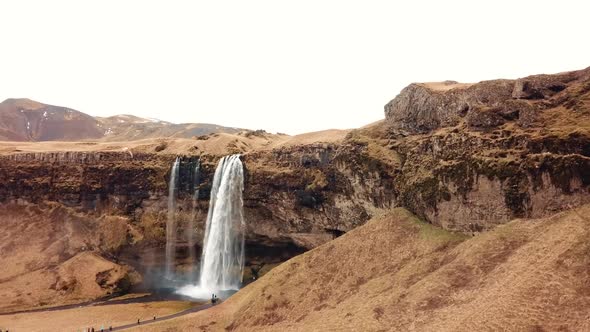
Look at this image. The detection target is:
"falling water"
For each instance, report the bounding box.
[193,159,201,200]
[176,154,245,298]
[165,157,180,279]
[199,154,245,291]
[187,159,201,279]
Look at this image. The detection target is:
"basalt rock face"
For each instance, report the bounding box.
[242,142,396,252]
[383,67,590,231]
[0,152,168,214]
[48,146,389,246]
[0,143,397,291]
[392,130,590,231]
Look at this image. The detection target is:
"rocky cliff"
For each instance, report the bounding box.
[0,138,396,284]
[383,67,590,230]
[385,67,590,133]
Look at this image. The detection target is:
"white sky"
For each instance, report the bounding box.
[1,1,589,134]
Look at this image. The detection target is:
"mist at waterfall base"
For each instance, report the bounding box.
[164,155,246,300]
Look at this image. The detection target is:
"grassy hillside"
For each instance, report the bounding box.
[134,205,590,331]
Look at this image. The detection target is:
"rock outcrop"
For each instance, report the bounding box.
[385,67,590,133]
[382,66,590,231]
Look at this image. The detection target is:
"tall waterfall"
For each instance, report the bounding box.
[188,159,201,278]
[192,159,201,200]
[199,154,245,291]
[165,157,180,279]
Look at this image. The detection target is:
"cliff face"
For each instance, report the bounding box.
[391,129,589,231]
[242,141,397,249]
[0,141,397,296]
[383,66,590,231]
[0,143,395,234]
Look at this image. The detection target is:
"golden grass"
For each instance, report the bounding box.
[346,129,402,167]
[0,203,131,313]
[0,127,350,157]
[131,205,590,331]
[106,293,151,302]
[540,106,590,137]
[418,81,474,92]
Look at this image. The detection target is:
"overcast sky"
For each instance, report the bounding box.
[1,1,589,134]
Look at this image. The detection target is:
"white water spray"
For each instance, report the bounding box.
[200,154,245,290]
[165,157,180,279]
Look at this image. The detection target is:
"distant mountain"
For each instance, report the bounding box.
[0,98,103,141]
[95,114,243,141]
[0,98,243,141]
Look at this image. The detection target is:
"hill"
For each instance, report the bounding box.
[0,98,244,141]
[0,202,136,313]
[0,98,103,141]
[134,205,590,331]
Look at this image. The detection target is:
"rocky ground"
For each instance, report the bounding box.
[0,66,588,328]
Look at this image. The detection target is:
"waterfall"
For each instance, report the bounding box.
[165,157,180,279]
[193,159,201,200]
[188,159,201,279]
[199,154,245,291]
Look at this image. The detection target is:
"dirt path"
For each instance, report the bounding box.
[110,303,213,331]
[0,300,214,332]
[0,290,207,316]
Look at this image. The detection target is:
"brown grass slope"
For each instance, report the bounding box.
[95,115,244,141]
[0,203,137,313]
[136,205,590,331]
[0,128,349,157]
